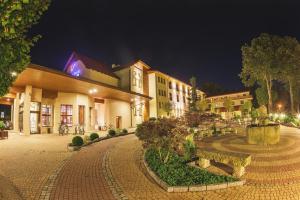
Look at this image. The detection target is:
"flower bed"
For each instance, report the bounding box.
[145,148,238,186]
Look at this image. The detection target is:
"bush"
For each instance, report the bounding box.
[83,135,90,144]
[183,140,196,161]
[122,128,128,134]
[108,129,116,137]
[90,133,99,141]
[72,136,83,146]
[149,117,156,121]
[0,121,5,130]
[145,148,237,186]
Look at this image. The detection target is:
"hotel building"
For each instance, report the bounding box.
[0,52,204,135]
[206,91,253,119]
[1,52,151,135]
[148,70,204,118]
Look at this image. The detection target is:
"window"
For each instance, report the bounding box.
[176,84,179,91]
[61,105,73,126]
[169,93,173,101]
[164,90,166,96]
[240,100,244,104]
[169,81,172,89]
[158,77,161,83]
[183,96,186,103]
[41,105,52,127]
[177,95,179,102]
[159,102,162,109]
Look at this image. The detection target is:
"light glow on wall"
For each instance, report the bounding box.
[69,61,82,77]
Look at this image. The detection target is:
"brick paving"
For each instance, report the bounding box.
[3,126,300,200]
[0,132,73,200]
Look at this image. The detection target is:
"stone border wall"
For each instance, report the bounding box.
[143,157,246,193]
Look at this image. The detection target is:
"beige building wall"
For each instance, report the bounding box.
[114,68,130,90]
[105,99,131,129]
[148,73,158,118]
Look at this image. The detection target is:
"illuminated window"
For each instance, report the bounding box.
[169,93,173,101]
[60,105,73,126]
[132,71,137,86]
[42,105,52,127]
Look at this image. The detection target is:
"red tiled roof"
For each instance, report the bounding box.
[65,52,119,79]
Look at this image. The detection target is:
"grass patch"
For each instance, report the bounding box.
[145,148,238,186]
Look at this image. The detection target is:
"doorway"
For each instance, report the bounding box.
[78,105,85,125]
[116,116,122,129]
[30,102,40,134]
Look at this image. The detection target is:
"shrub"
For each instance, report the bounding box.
[0,121,5,130]
[72,136,84,146]
[122,128,128,134]
[149,117,157,121]
[90,133,99,141]
[183,139,196,161]
[145,148,237,186]
[108,129,116,137]
[83,135,90,144]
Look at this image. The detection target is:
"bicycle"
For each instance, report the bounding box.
[59,123,69,135]
[74,124,85,135]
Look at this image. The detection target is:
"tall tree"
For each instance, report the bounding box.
[255,85,278,108]
[189,76,198,112]
[240,33,281,112]
[0,0,50,96]
[196,99,208,113]
[277,36,300,114]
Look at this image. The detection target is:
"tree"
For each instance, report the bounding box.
[241,101,252,116]
[240,33,281,112]
[0,0,50,96]
[197,99,208,113]
[189,76,198,112]
[255,85,278,108]
[223,98,234,113]
[277,36,300,113]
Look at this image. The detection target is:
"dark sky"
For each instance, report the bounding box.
[29,0,300,90]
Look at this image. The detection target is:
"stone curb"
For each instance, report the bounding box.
[143,156,246,193]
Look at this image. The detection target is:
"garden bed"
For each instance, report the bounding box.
[144,148,244,192]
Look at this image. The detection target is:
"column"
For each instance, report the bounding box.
[22,85,32,135]
[13,93,20,133]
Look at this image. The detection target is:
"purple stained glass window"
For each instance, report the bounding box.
[69,62,81,77]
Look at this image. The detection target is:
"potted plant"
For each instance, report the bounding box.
[0,121,8,139]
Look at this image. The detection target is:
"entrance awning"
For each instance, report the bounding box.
[11,64,152,102]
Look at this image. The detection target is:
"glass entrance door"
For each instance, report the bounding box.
[30,112,39,134]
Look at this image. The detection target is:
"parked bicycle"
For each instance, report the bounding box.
[74,124,85,135]
[98,123,113,131]
[59,122,69,135]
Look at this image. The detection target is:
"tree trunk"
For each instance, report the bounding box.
[265,75,273,113]
[288,79,295,114]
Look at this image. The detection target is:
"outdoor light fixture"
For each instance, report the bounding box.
[89,88,98,94]
[11,71,17,77]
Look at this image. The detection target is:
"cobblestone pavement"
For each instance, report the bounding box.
[0,132,73,200]
[48,126,300,200]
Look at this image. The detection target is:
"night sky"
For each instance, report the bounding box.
[29,0,300,90]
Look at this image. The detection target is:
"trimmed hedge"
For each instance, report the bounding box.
[108,129,116,136]
[145,148,237,186]
[72,136,84,146]
[90,133,99,141]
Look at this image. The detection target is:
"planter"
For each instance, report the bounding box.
[0,130,8,139]
[246,124,280,145]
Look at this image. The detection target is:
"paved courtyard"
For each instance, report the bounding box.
[2,126,300,200]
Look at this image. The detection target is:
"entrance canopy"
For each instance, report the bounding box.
[11,64,151,102]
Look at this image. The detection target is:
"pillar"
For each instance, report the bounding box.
[22,85,32,135]
[13,93,20,133]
